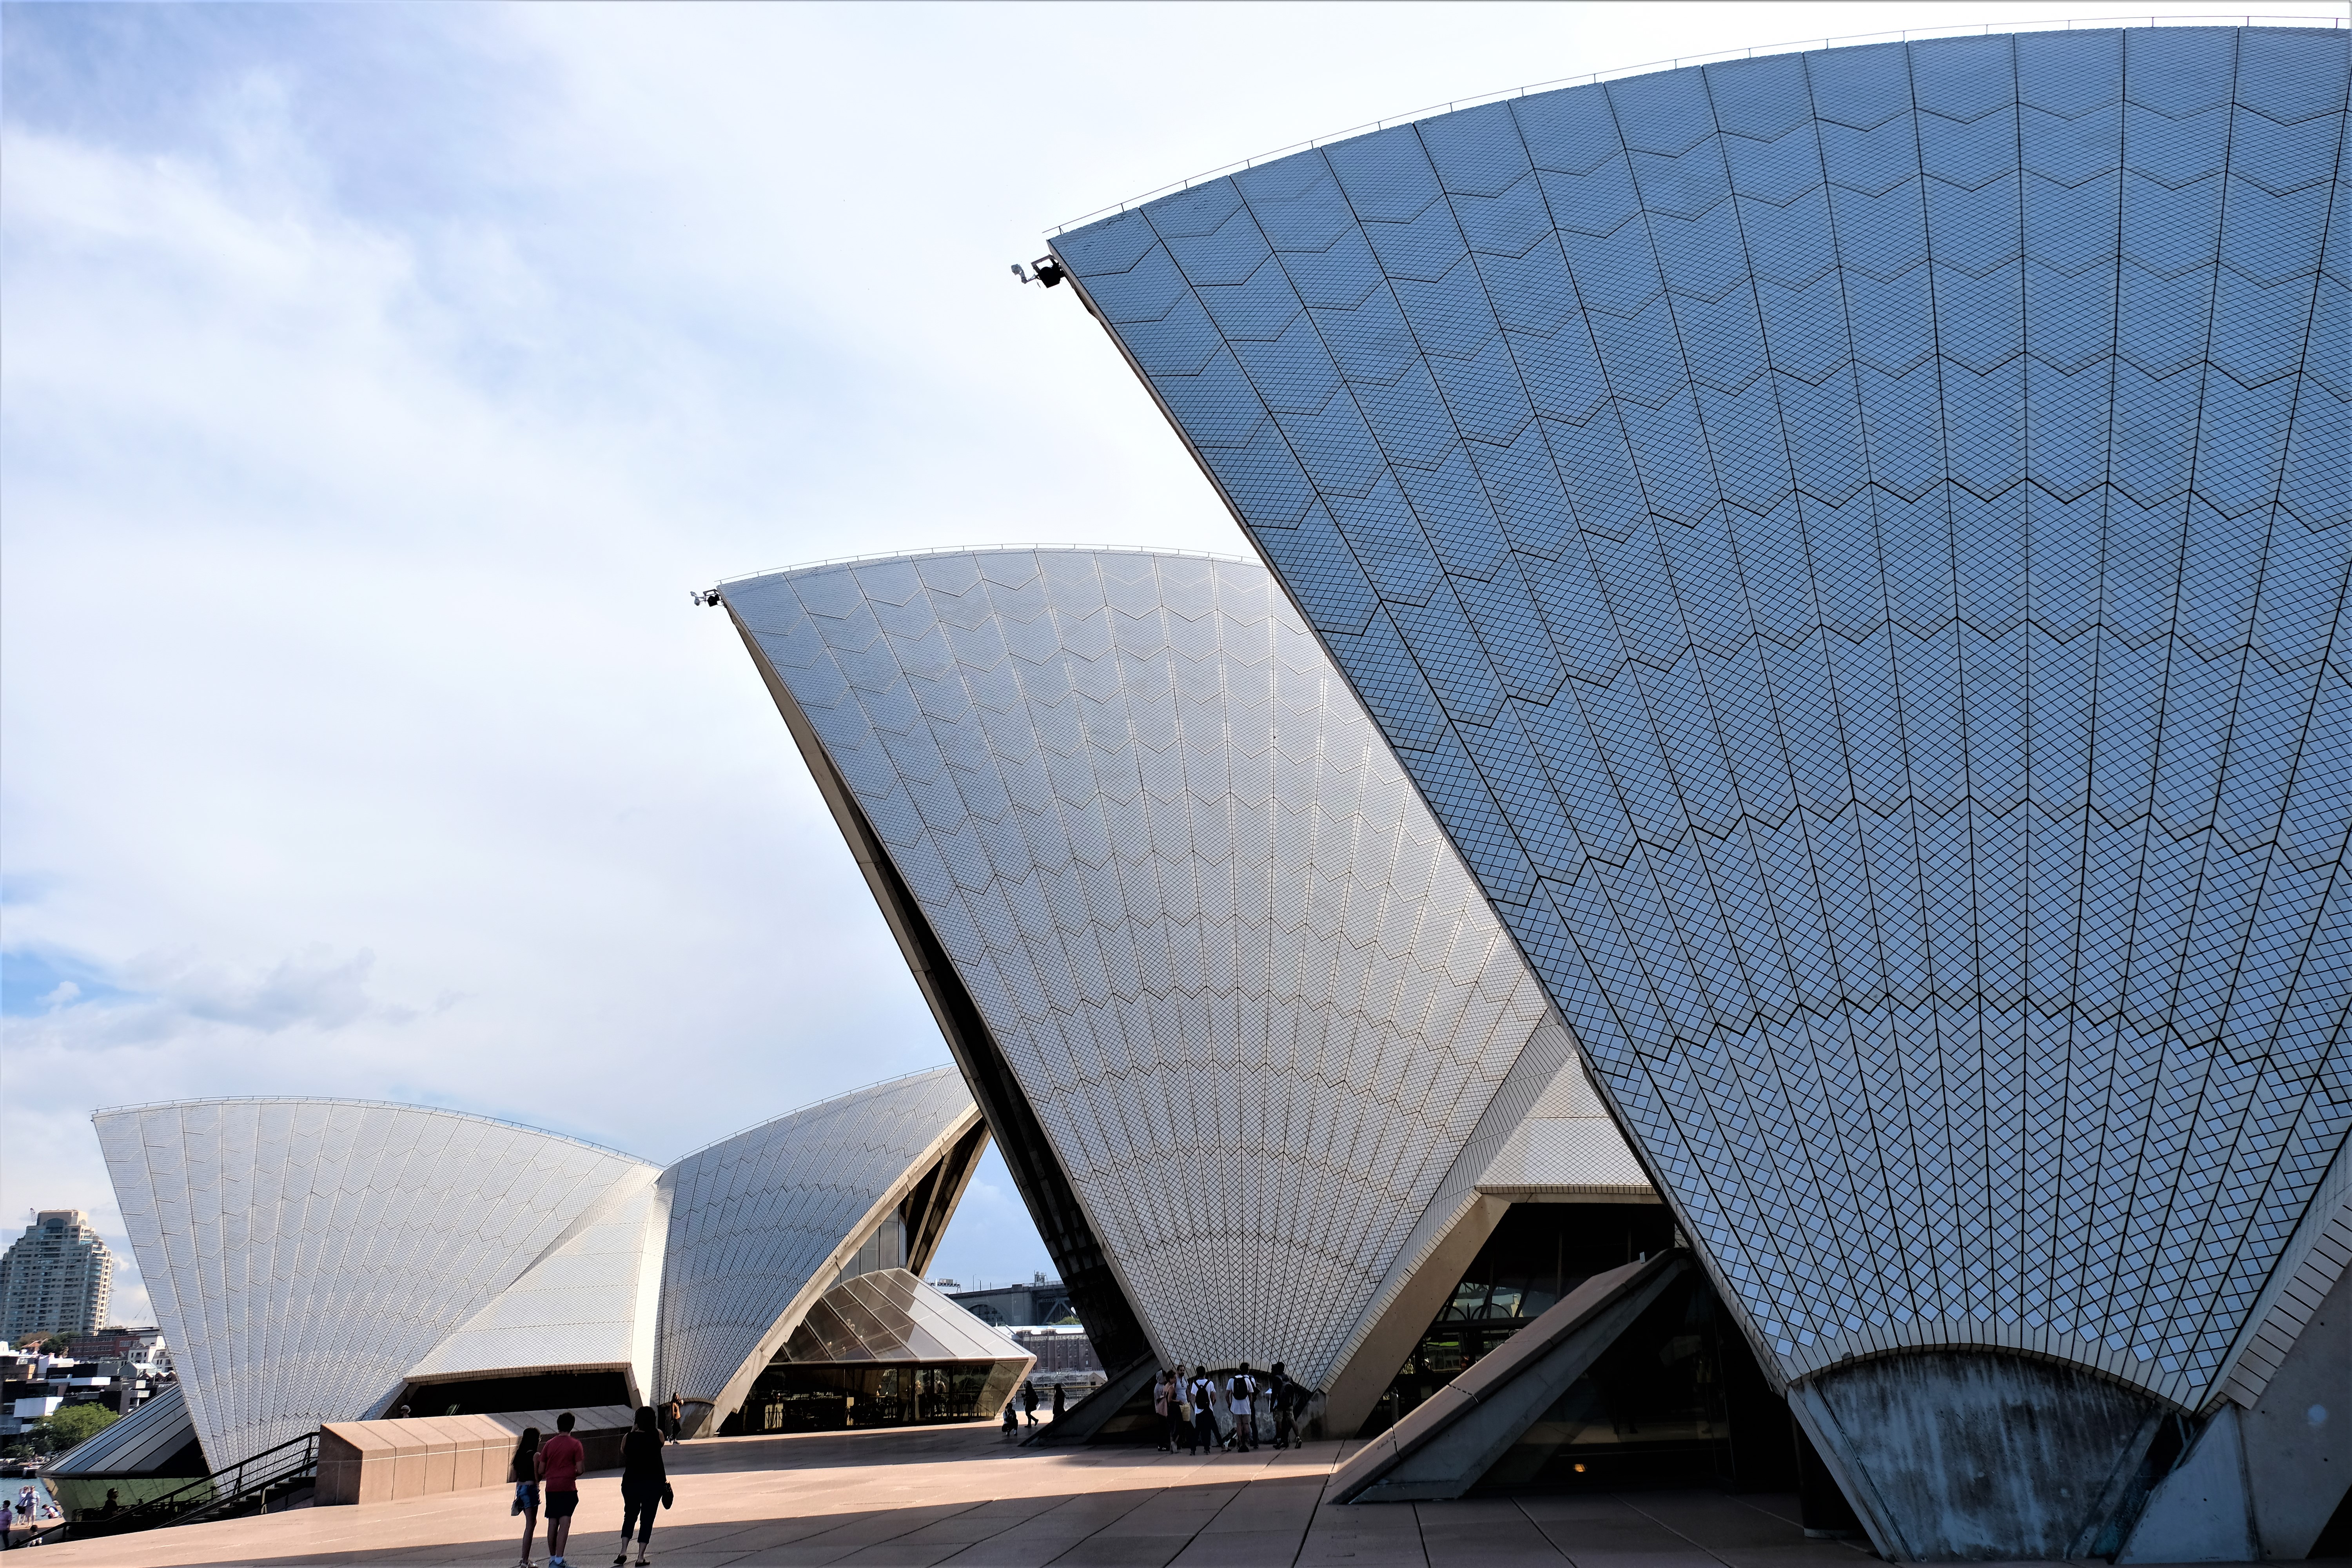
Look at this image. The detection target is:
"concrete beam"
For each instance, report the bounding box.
[1019,1354,1157,1448]
[2118,1405,2257,1563]
[1327,1250,1690,1504]
[2241,1256,2350,1557]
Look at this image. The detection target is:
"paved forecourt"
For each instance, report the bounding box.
[24,1421,1892,1567]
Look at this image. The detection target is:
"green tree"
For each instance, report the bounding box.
[27,1403,119,1455]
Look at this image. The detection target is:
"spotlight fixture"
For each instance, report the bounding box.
[1011,256,1065,289]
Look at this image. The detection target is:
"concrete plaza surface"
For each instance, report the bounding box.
[19,1423,2264,1568]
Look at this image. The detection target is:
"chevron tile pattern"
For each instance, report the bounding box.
[653,1067,977,1406]
[1053,26,2350,1409]
[93,1100,650,1467]
[727,548,1590,1386]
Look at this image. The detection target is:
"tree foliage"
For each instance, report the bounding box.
[6,1402,120,1457]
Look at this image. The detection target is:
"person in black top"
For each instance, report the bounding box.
[509,1426,542,1568]
[1269,1363,1298,1450]
[612,1408,667,1566]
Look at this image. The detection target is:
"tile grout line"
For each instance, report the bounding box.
[1512,1492,1580,1563]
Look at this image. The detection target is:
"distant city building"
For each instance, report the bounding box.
[0,1210,114,1343]
[944,1278,1073,1330]
[64,1326,165,1372]
[1011,1325,1102,1386]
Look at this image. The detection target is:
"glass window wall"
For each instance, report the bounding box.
[1367,1202,1675,1436]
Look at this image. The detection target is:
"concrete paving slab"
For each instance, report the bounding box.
[33,1420,2244,1568]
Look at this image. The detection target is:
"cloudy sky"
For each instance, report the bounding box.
[4,0,2320,1322]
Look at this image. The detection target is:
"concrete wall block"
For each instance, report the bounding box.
[1804,1349,2167,1561]
[2243,1261,2350,1558]
[2118,1406,2258,1564]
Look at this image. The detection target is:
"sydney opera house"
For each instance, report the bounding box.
[1014,21,2347,1561]
[87,20,2343,1565]
[89,1070,1027,1472]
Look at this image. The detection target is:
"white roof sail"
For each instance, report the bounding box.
[405,1163,671,1402]
[93,1098,653,1468]
[724,548,1637,1391]
[652,1066,981,1425]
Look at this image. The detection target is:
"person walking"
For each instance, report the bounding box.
[612,1407,666,1566]
[537,1411,585,1568]
[663,1394,684,1446]
[1020,1379,1039,1427]
[1165,1369,1191,1454]
[1051,1383,1066,1422]
[509,1426,543,1567]
[1151,1370,1173,1452]
[1228,1364,1259,1452]
[1187,1367,1219,1456]
[1269,1363,1298,1451]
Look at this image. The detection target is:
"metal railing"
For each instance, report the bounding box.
[1046,11,2348,234]
[65,1430,318,1538]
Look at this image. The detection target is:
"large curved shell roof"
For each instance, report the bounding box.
[93,1099,652,1467]
[724,548,1589,1387]
[652,1065,980,1419]
[1049,25,2351,1414]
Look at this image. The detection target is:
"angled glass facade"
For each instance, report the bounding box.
[1053,24,2348,1556]
[655,1066,985,1431]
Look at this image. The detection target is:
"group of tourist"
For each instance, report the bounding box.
[506,1407,673,1568]
[1153,1362,1305,1455]
[1,1483,59,1548]
[998,1376,1071,1438]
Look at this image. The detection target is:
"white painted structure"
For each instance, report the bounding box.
[94,1071,985,1466]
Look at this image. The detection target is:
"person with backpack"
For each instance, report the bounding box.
[1020,1379,1040,1426]
[612,1407,667,1566]
[536,1411,585,1568]
[1187,1367,1220,1455]
[1227,1364,1259,1452]
[1268,1363,1300,1450]
[509,1426,542,1568]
